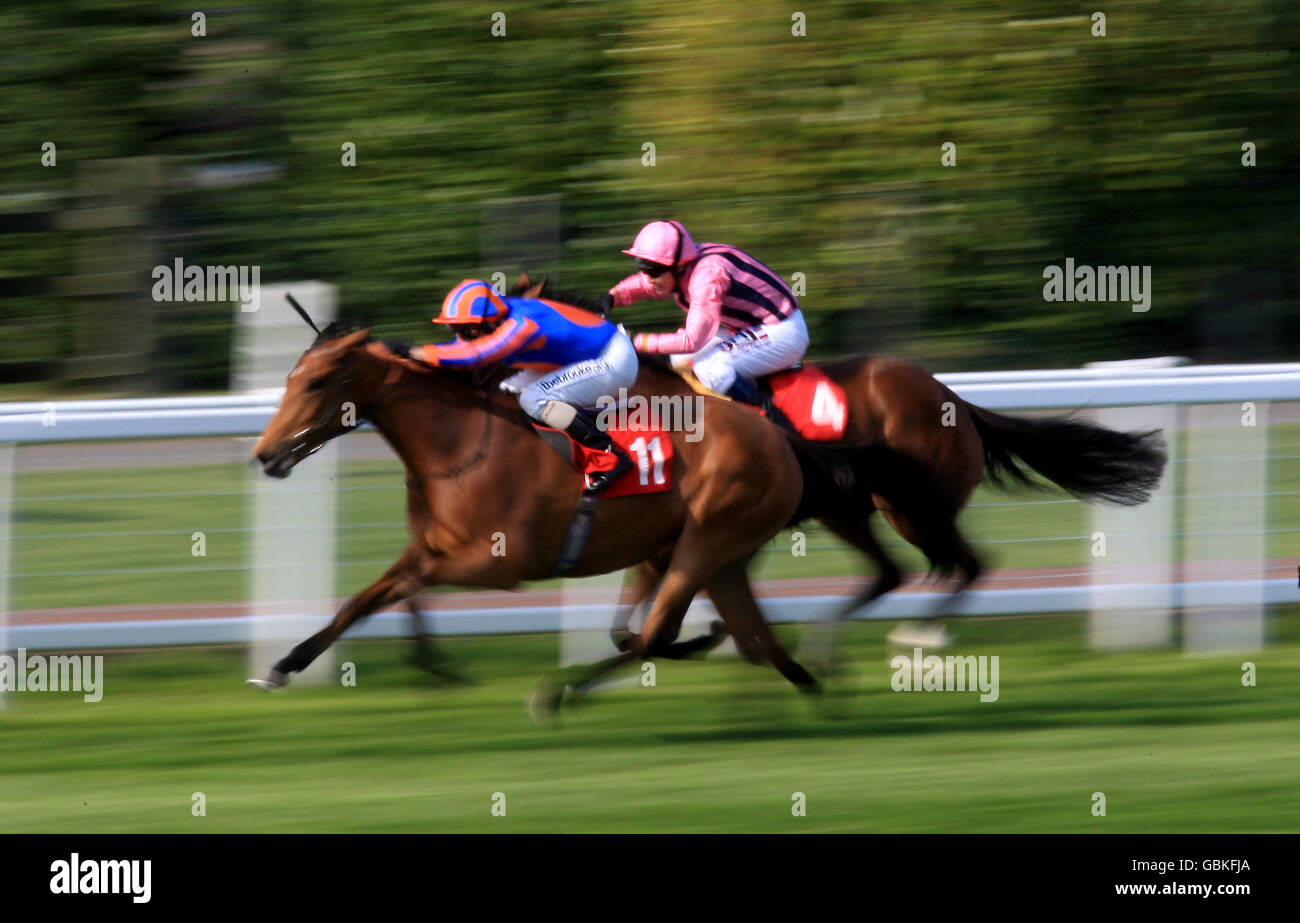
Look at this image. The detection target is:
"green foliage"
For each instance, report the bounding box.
[1,1,1297,393]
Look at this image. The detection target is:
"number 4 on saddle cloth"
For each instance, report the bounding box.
[674,360,848,442]
[763,366,849,441]
[536,421,675,498]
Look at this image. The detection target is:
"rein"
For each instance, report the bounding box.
[288,347,495,484]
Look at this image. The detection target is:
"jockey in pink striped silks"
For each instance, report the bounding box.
[600,220,808,422]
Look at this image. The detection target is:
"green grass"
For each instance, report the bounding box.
[1,613,1297,832]
[11,420,1300,610]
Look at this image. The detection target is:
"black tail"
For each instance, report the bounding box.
[960,400,1167,506]
[785,436,965,577]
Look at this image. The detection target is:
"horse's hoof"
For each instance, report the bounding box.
[525,683,564,727]
[799,681,825,701]
[611,630,634,653]
[808,655,841,681]
[887,621,952,652]
[246,669,287,691]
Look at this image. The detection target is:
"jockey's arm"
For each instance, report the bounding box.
[631,262,727,355]
[415,316,541,367]
[607,272,659,308]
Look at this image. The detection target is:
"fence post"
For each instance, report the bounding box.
[235,282,338,686]
[1085,358,1188,650]
[1181,402,1267,652]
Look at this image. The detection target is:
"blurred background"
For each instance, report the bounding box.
[1,0,1297,398]
[0,1,1297,833]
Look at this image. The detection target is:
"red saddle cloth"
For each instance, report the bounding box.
[765,365,849,441]
[558,424,676,498]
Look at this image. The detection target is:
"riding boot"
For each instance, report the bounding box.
[563,413,634,496]
[725,376,796,432]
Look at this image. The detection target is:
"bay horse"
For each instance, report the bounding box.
[510,279,1167,658]
[246,318,973,716]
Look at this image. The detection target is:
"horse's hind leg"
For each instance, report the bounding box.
[248,546,427,689]
[706,560,818,694]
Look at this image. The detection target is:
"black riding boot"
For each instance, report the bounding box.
[564,413,633,496]
[725,376,796,432]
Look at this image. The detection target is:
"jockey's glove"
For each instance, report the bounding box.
[594,292,614,317]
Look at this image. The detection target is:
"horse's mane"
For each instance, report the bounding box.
[506,275,607,314]
[311,315,485,386]
[311,316,370,347]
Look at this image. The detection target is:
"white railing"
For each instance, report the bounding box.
[5,362,1300,442]
[1,362,1294,649]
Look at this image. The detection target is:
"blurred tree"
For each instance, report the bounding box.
[0,0,1295,394]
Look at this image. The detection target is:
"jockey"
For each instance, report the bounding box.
[403,280,638,495]
[601,220,807,425]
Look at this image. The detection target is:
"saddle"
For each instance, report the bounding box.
[676,363,849,442]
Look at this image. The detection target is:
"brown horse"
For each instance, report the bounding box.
[246,318,971,715]
[509,280,1167,656]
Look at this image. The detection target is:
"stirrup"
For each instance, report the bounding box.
[581,450,633,496]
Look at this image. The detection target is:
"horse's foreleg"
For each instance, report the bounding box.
[804,514,903,673]
[610,559,662,652]
[528,554,708,724]
[250,548,427,689]
[406,596,469,684]
[881,510,982,651]
[707,561,818,693]
[613,551,727,659]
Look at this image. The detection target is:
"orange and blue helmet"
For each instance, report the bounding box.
[434,279,509,325]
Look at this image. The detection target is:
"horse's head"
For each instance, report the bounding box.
[252,323,374,478]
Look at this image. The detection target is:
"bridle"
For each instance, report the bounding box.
[291,342,497,486]
[277,294,494,483]
[282,347,379,465]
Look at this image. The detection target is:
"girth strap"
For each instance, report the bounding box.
[553,495,598,576]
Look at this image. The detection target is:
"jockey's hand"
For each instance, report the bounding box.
[387,342,436,366]
[594,292,614,317]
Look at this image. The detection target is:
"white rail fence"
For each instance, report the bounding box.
[1,360,1296,650]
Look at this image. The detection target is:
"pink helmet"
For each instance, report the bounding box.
[622,220,700,268]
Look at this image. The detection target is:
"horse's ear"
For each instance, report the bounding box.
[509,273,531,296]
[524,276,546,299]
[321,328,372,353]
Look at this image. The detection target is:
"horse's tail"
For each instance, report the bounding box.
[786,436,966,577]
[959,399,1167,506]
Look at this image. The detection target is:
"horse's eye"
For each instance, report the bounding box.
[307,378,326,391]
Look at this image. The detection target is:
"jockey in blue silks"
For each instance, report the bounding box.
[399,279,639,495]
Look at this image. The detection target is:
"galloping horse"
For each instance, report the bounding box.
[246,316,972,715]
[509,279,1167,656]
